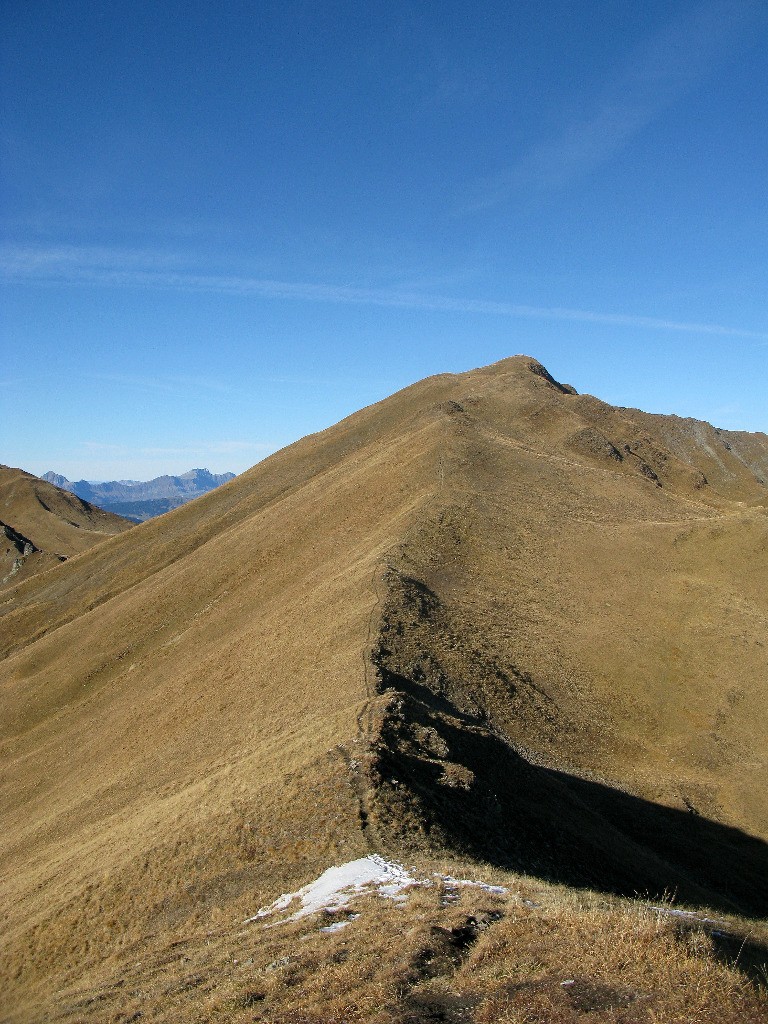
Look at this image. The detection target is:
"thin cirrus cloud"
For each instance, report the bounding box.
[2,242,768,343]
[468,0,761,208]
[0,243,186,274]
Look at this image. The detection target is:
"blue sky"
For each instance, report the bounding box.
[2,0,767,480]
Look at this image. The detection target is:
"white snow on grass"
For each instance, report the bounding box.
[319,914,359,934]
[245,855,508,931]
[244,855,420,925]
[649,906,726,926]
[440,875,507,896]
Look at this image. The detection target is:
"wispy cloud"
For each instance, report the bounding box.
[469,0,761,207]
[0,243,185,274]
[2,242,767,342]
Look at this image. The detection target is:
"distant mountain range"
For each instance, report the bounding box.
[40,468,236,522]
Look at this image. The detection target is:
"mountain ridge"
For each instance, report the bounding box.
[40,467,237,522]
[2,355,767,1021]
[0,464,133,588]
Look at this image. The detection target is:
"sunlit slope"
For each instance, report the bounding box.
[621,405,768,502]
[364,361,768,884]
[0,465,132,587]
[374,359,768,832]
[1,356,767,1020]
[0,372,458,1013]
[0,372,458,659]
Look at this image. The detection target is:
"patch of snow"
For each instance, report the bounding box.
[649,906,725,926]
[439,874,507,896]
[244,855,420,925]
[245,856,509,932]
[438,874,508,906]
[319,914,359,934]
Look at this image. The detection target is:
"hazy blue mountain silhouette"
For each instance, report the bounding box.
[40,468,235,522]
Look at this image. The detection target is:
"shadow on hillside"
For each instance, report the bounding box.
[375,672,768,921]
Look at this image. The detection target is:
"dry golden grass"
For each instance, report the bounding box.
[1,356,767,1021]
[0,465,132,587]
[26,860,767,1023]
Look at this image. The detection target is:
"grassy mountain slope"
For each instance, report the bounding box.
[0,466,133,587]
[1,357,767,1022]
